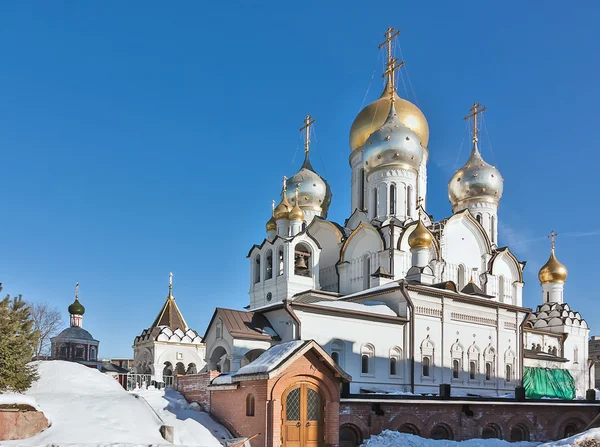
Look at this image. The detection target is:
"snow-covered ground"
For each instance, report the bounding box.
[2,360,228,447]
[361,429,600,447]
[133,387,231,447]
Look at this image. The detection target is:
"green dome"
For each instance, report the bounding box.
[68,298,85,315]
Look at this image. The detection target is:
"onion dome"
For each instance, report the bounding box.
[266,200,277,231]
[408,218,434,249]
[284,153,332,218]
[68,297,85,315]
[273,193,291,220]
[289,188,305,221]
[539,247,568,284]
[350,79,429,151]
[363,100,424,173]
[448,141,503,208]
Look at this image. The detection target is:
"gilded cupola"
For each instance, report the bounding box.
[350,79,429,152]
[408,218,434,250]
[363,96,424,174]
[538,232,568,284]
[266,200,277,231]
[448,103,503,210]
[284,116,332,218]
[289,187,305,221]
[274,178,292,220]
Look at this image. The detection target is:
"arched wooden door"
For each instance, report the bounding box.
[282,383,323,447]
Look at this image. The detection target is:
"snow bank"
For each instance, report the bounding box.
[134,388,231,447]
[362,430,538,447]
[236,340,305,375]
[540,428,600,446]
[0,393,41,411]
[313,300,397,316]
[2,360,168,446]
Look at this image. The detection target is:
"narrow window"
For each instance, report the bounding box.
[246,394,255,417]
[422,357,430,377]
[491,215,496,243]
[505,364,512,382]
[469,361,476,380]
[216,318,223,339]
[476,214,481,224]
[458,265,466,289]
[373,187,378,218]
[546,291,549,302]
[407,185,412,216]
[265,250,273,280]
[254,256,261,283]
[331,351,339,365]
[498,275,505,300]
[361,354,369,374]
[277,248,284,276]
[452,359,459,379]
[390,184,396,215]
[390,357,397,376]
[485,362,492,381]
[359,168,365,210]
[574,346,579,364]
[363,255,371,289]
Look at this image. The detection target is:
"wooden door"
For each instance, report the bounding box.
[282,383,323,447]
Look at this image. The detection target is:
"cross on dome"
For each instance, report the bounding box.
[300,115,315,155]
[379,27,404,93]
[464,102,487,142]
[549,230,558,250]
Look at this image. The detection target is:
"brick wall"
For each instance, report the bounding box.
[340,400,599,443]
[175,371,220,412]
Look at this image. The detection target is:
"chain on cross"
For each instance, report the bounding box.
[464,102,487,142]
[300,115,315,155]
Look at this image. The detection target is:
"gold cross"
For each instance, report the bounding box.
[548,230,558,250]
[379,27,405,102]
[169,272,173,286]
[416,196,424,217]
[300,115,315,155]
[75,281,79,300]
[282,176,288,192]
[271,199,275,215]
[464,102,487,142]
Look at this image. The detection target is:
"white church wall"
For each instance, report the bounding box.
[294,309,408,394]
[441,216,489,278]
[264,308,298,342]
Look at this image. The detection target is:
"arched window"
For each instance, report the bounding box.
[373,187,378,218]
[331,339,345,368]
[469,361,476,380]
[254,255,261,283]
[389,347,402,377]
[407,185,413,217]
[163,362,173,377]
[398,424,420,436]
[458,265,466,289]
[510,424,529,442]
[452,359,459,379]
[277,247,284,276]
[246,394,255,417]
[476,214,481,224]
[498,275,505,301]
[265,249,273,280]
[491,215,496,243]
[505,364,512,382]
[359,169,366,210]
[422,356,430,377]
[430,424,452,440]
[216,318,223,339]
[75,346,84,360]
[361,344,374,375]
[294,243,312,277]
[186,363,197,374]
[175,362,186,375]
[485,362,492,381]
[363,254,371,289]
[564,424,579,438]
[482,425,500,439]
[390,184,396,215]
[340,424,363,447]
[89,346,96,361]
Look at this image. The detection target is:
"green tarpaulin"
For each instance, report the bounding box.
[523,366,576,399]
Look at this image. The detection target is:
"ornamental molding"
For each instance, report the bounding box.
[451,312,497,327]
[415,306,442,318]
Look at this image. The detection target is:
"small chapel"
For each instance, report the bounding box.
[51,282,100,367]
[158,28,594,443]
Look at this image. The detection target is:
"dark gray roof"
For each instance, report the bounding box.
[54,326,96,341]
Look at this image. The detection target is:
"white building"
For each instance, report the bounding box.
[133,276,205,383]
[199,32,590,399]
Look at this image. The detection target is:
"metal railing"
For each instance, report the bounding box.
[117,373,175,391]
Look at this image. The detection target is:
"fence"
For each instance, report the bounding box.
[117,373,175,391]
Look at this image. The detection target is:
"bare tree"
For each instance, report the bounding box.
[28,302,63,358]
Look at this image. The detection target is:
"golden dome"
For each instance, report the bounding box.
[289,197,305,221]
[538,249,568,284]
[273,195,291,220]
[266,215,277,231]
[349,79,429,152]
[408,219,433,249]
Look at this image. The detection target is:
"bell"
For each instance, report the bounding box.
[295,255,308,270]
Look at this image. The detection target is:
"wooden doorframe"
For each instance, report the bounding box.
[281,382,324,447]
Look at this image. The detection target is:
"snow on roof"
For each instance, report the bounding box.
[311,300,397,317]
[235,340,305,376]
[0,393,41,411]
[363,430,537,447]
[342,281,401,300]
[211,373,235,385]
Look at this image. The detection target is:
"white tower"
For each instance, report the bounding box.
[449,103,504,245]
[538,231,568,304]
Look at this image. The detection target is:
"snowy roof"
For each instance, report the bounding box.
[235,340,305,376]
[53,326,97,342]
[231,340,351,382]
[310,300,397,317]
[203,308,280,342]
[342,281,402,300]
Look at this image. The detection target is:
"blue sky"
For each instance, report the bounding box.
[1,1,599,358]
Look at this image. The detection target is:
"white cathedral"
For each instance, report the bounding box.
[135,29,591,399]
